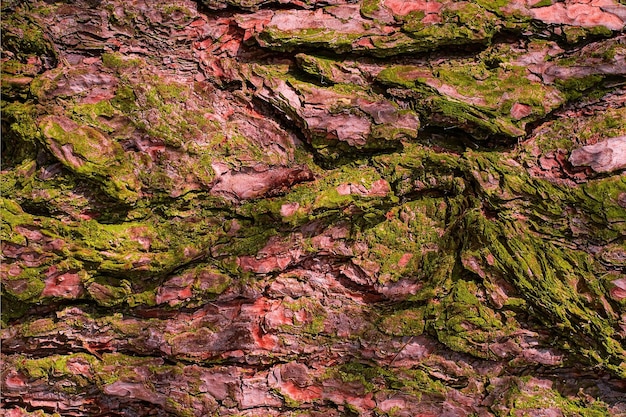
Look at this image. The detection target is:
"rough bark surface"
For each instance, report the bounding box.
[2,0,626,416]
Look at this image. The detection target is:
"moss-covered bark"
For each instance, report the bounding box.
[2,0,626,416]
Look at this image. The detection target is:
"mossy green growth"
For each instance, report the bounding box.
[258,26,362,54]
[127,290,157,307]
[215,221,278,258]
[243,162,399,229]
[111,84,138,114]
[102,52,144,71]
[366,32,439,57]
[22,318,58,337]
[295,53,346,85]
[106,71,272,176]
[282,297,327,334]
[494,377,610,416]
[378,43,566,138]
[562,25,613,44]
[524,106,626,154]
[377,65,426,89]
[0,12,56,61]
[436,64,552,116]
[379,308,425,336]
[1,195,232,314]
[330,362,447,398]
[425,279,519,358]
[29,67,65,101]
[1,197,36,246]
[371,142,466,197]
[555,74,604,101]
[39,116,141,203]
[152,263,232,306]
[87,278,132,307]
[0,200,51,303]
[269,77,417,159]
[461,207,626,377]
[120,77,193,148]
[577,175,626,236]
[1,293,32,326]
[1,101,41,167]
[356,198,448,284]
[17,353,97,383]
[104,314,145,337]
[71,100,116,126]
[360,0,380,17]
[404,2,501,43]
[95,352,182,387]
[530,0,552,7]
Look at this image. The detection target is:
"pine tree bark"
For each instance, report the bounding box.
[2,0,626,416]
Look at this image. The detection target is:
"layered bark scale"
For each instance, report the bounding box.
[1,0,626,415]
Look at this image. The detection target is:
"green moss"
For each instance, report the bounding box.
[1,101,41,166]
[530,0,552,7]
[378,70,522,138]
[17,353,97,382]
[279,389,303,408]
[460,199,626,376]
[282,297,327,334]
[39,116,141,203]
[437,65,544,111]
[432,96,523,138]
[496,378,610,416]
[379,308,425,336]
[70,100,117,134]
[29,68,63,100]
[87,278,132,307]
[555,75,604,101]
[95,353,181,387]
[165,398,195,417]
[126,290,156,307]
[1,197,35,246]
[21,318,57,337]
[425,279,518,358]
[378,42,569,139]
[1,12,56,60]
[578,175,626,233]
[0,293,32,326]
[333,362,377,392]
[111,84,138,113]
[587,25,614,37]
[474,0,510,10]
[192,266,232,296]
[1,270,46,302]
[153,79,189,101]
[403,3,501,46]
[377,65,423,88]
[360,0,380,17]
[160,4,194,26]
[357,198,447,284]
[330,362,447,398]
[295,53,341,84]
[102,53,144,71]
[525,107,626,154]
[366,33,435,56]
[258,26,361,53]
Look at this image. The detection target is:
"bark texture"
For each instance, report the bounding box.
[2,0,626,416]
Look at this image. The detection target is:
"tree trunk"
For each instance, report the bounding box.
[2,0,626,415]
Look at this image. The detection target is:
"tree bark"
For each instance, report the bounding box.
[2,0,626,416]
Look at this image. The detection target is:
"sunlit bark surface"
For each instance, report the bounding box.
[2,0,626,415]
